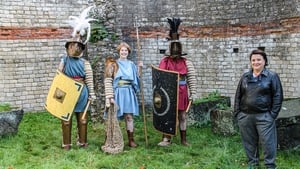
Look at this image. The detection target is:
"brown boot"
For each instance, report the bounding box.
[127,130,138,148]
[158,135,171,146]
[61,119,72,151]
[180,130,189,146]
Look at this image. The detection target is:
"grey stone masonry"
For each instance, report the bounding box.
[1,0,300,113]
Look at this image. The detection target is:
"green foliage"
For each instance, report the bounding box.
[0,103,11,112]
[110,33,118,42]
[90,55,102,68]
[194,90,222,104]
[215,102,231,110]
[89,20,118,43]
[0,112,299,168]
[89,21,109,43]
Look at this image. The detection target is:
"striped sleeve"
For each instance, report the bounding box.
[186,60,197,99]
[84,60,95,97]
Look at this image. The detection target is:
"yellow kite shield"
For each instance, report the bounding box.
[45,70,83,121]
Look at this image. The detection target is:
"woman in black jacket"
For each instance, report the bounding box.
[234,49,283,169]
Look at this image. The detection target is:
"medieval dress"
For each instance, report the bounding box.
[113,59,140,118]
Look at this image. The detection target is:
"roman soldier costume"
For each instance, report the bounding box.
[58,6,96,150]
[155,17,197,146]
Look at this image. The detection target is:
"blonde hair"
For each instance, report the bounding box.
[116,42,131,54]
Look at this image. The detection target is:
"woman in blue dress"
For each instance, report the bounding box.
[104,42,141,147]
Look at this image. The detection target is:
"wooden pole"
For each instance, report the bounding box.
[81,98,91,120]
[135,16,148,146]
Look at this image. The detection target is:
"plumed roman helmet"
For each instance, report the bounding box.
[165,17,187,57]
[65,32,86,57]
[65,6,96,57]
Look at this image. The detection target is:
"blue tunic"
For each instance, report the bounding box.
[113,59,140,118]
[61,56,89,113]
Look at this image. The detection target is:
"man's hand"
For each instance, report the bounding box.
[105,98,115,108]
[89,94,96,101]
[189,94,197,101]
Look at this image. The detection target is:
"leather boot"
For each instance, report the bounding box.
[61,119,72,150]
[76,113,88,148]
[180,130,189,146]
[127,130,137,148]
[158,134,171,146]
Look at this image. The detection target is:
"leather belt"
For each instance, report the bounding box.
[118,80,131,86]
[73,78,84,84]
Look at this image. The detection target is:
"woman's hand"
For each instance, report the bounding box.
[110,98,115,104]
[138,61,143,67]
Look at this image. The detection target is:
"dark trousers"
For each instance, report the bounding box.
[237,112,277,169]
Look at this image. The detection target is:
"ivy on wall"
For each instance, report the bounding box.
[89,20,118,43]
[89,20,108,43]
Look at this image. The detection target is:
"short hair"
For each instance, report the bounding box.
[116,42,131,54]
[249,49,268,66]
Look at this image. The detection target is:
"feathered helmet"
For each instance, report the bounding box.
[166,17,187,57]
[65,6,96,56]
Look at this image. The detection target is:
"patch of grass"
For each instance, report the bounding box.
[0,112,299,169]
[215,102,232,110]
[0,103,11,112]
[194,90,223,104]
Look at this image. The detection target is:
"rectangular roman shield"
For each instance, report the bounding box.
[152,65,179,136]
[44,70,83,121]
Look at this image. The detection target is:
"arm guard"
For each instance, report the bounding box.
[84,60,96,99]
[186,60,197,100]
[104,57,118,108]
[104,77,114,108]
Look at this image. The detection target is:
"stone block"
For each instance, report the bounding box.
[0,109,24,137]
[187,96,231,126]
[210,108,238,136]
[276,98,300,150]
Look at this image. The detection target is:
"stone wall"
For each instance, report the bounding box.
[114,0,300,105]
[0,1,93,112]
[1,0,300,113]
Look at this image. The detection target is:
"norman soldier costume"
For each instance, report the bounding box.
[156,17,197,146]
[57,6,96,150]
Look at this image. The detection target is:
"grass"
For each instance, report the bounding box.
[0,103,11,112]
[0,112,300,169]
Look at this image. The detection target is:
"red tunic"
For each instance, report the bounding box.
[159,56,189,111]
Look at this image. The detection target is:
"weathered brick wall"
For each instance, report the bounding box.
[133,33,300,105]
[114,0,299,27]
[1,0,300,112]
[0,0,91,112]
[114,0,300,105]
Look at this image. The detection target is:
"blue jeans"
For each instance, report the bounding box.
[237,112,277,169]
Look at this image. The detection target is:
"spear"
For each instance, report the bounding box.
[134,16,148,146]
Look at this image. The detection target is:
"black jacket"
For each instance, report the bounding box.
[234,68,283,119]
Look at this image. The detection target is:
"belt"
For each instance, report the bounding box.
[73,77,84,84]
[118,80,131,86]
[179,80,187,85]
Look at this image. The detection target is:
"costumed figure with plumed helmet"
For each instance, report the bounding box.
[157,17,197,146]
[58,6,96,150]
